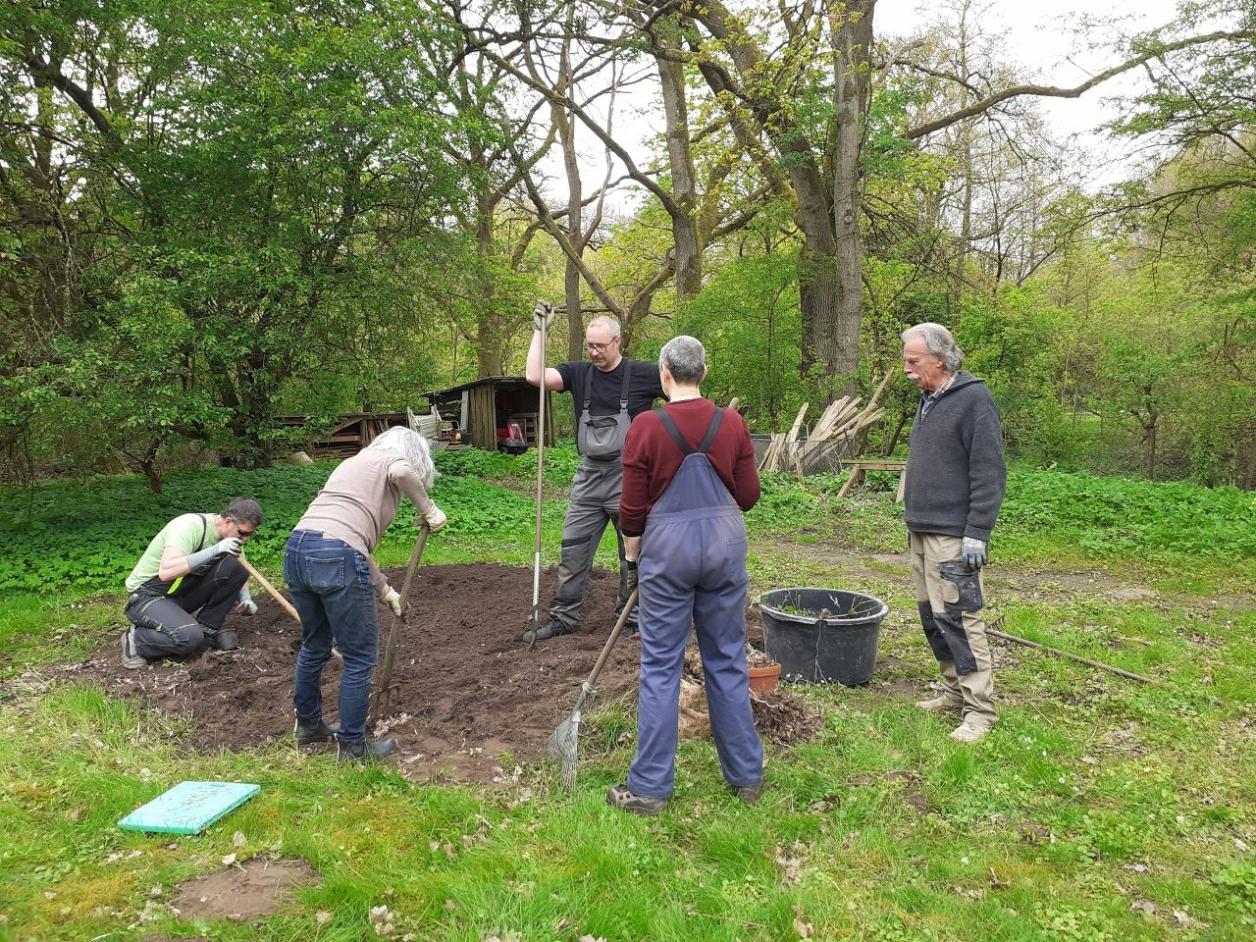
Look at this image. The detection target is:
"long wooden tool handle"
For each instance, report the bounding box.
[374,524,431,713]
[988,626,1159,685]
[240,555,301,625]
[532,310,548,625]
[584,589,638,690]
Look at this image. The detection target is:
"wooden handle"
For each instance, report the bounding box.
[584,589,638,690]
[240,555,301,625]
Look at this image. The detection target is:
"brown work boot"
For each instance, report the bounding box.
[949,717,994,743]
[733,783,763,804]
[607,783,666,817]
[915,692,964,714]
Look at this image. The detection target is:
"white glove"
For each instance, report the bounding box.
[532,301,555,331]
[236,586,257,616]
[384,587,404,617]
[422,504,448,533]
[214,537,243,557]
[961,537,988,568]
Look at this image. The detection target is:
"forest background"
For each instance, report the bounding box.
[2,0,1254,489]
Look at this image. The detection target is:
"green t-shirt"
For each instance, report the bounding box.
[125,513,214,591]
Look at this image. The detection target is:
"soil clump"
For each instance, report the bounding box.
[170,857,319,922]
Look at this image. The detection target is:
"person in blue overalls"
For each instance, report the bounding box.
[608,335,764,815]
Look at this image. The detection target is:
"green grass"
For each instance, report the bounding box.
[1,452,1254,940]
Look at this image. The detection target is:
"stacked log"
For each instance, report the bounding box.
[757,370,893,475]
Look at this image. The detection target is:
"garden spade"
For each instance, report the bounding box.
[369,522,431,723]
[527,301,552,647]
[547,588,638,789]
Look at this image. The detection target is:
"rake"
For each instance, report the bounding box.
[547,588,638,789]
[369,522,431,723]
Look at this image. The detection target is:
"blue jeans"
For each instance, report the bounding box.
[284,530,379,743]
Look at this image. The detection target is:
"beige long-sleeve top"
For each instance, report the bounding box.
[295,450,434,599]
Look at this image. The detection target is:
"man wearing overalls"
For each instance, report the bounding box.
[120,497,263,667]
[608,335,764,815]
[524,308,664,643]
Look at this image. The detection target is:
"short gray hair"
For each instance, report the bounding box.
[659,335,706,384]
[587,315,621,339]
[902,322,963,372]
[223,497,263,527]
[366,426,437,489]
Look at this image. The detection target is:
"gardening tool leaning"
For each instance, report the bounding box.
[527,301,552,647]
[548,588,638,789]
[369,522,431,723]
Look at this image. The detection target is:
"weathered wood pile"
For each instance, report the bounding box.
[757,370,894,475]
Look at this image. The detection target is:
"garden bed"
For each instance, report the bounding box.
[63,563,809,783]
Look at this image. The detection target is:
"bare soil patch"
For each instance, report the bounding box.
[63,563,814,783]
[170,857,319,923]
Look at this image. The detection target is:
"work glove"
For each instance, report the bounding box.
[960,537,988,569]
[236,586,257,616]
[422,504,448,533]
[185,536,242,571]
[532,300,555,332]
[625,558,639,598]
[384,587,404,617]
[214,536,243,558]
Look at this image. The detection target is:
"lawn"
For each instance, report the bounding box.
[1,448,1253,941]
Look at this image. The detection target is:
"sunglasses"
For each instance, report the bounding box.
[235,526,257,539]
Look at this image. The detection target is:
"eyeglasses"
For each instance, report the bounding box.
[586,339,618,353]
[236,526,257,539]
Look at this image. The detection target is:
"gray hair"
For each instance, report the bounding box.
[659,335,706,384]
[222,497,263,527]
[366,426,437,489]
[901,322,963,372]
[587,315,621,339]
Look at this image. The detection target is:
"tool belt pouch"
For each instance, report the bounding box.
[577,360,632,459]
[578,412,629,459]
[937,558,983,616]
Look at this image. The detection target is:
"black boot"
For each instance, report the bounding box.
[522,618,574,644]
[336,736,398,763]
[208,628,239,651]
[294,716,339,746]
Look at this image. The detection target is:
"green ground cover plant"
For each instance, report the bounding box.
[1,455,1253,941]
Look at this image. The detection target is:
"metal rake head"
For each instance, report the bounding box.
[547,709,581,790]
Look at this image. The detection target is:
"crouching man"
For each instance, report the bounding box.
[120,498,263,668]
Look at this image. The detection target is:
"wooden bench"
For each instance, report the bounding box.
[837,459,907,502]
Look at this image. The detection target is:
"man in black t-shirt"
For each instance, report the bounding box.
[524,308,664,642]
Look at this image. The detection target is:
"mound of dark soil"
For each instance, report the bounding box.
[66,563,815,782]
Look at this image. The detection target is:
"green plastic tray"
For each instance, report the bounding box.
[117,781,260,835]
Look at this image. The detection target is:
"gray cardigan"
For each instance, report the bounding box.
[903,372,1007,541]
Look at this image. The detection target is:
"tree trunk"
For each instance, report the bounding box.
[827,0,875,396]
[655,16,702,301]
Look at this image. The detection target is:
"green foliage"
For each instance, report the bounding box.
[675,251,802,429]
[0,0,476,474]
[999,468,1256,561]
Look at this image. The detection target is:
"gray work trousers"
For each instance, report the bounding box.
[547,457,633,629]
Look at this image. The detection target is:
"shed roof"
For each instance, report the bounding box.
[422,375,533,399]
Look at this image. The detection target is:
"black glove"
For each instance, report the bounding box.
[625,559,639,598]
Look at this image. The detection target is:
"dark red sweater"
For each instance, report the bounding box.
[619,399,761,537]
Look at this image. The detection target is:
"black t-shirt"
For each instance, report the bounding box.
[556,358,665,426]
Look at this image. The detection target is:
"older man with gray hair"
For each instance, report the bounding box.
[901,322,1006,742]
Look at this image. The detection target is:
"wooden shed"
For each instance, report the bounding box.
[273,412,411,458]
[422,376,555,451]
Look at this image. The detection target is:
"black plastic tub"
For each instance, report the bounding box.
[758,587,889,685]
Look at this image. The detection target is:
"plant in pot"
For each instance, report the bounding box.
[746,646,781,694]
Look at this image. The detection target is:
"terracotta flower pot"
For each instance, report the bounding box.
[748,661,781,694]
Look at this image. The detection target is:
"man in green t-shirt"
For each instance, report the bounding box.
[121,497,264,668]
